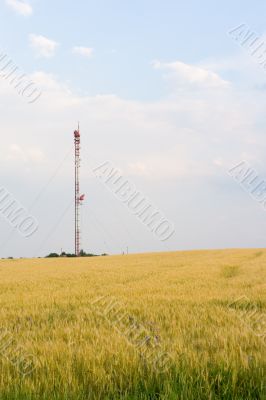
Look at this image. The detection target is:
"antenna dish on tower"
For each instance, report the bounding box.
[74,125,84,256]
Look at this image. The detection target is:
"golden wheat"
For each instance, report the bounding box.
[0,249,265,399]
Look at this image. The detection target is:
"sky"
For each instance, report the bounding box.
[1,0,266,258]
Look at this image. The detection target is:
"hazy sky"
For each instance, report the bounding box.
[1,0,266,258]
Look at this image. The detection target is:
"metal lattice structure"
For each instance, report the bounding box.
[74,126,84,256]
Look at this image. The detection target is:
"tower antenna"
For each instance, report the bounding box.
[74,125,85,256]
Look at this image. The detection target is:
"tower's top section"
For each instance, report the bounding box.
[74,129,80,138]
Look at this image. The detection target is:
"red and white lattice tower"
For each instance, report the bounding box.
[74,126,85,256]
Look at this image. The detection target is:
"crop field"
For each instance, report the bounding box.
[0,249,265,399]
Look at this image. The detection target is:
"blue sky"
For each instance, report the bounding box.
[2,0,266,99]
[1,0,266,257]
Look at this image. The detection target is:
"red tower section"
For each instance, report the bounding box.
[74,127,84,256]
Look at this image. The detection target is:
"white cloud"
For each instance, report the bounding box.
[1,70,258,183]
[6,144,45,164]
[1,58,266,256]
[72,46,94,58]
[152,60,230,89]
[5,0,32,16]
[29,34,59,58]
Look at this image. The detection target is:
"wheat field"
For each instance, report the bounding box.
[0,249,265,399]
